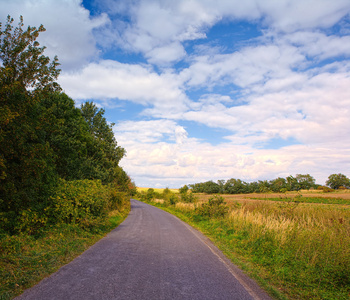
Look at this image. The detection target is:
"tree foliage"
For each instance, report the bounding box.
[0,16,131,234]
[326,173,350,190]
[0,16,61,223]
[189,174,320,195]
[80,102,125,183]
[0,15,60,92]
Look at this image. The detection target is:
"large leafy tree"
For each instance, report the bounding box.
[80,101,125,183]
[0,16,132,234]
[295,174,316,190]
[326,173,350,189]
[37,92,92,180]
[0,16,61,228]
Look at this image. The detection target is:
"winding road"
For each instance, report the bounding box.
[17,199,271,300]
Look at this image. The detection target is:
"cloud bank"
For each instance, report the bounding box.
[2,0,350,187]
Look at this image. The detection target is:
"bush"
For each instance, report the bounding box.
[109,190,129,211]
[195,195,229,219]
[169,194,179,205]
[181,191,197,203]
[49,179,110,226]
[322,186,334,193]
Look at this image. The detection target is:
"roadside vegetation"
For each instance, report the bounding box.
[0,16,135,299]
[137,188,350,300]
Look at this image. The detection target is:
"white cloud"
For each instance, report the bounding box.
[59,60,189,114]
[115,119,183,144]
[180,42,305,89]
[117,119,350,188]
[182,68,350,147]
[257,0,350,32]
[145,42,186,66]
[0,0,108,70]
[282,31,350,61]
[95,0,350,66]
[2,0,350,188]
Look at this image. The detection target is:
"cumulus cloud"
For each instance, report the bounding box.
[59,60,189,114]
[114,119,183,144]
[117,120,350,188]
[2,0,350,187]
[0,0,108,70]
[94,0,350,66]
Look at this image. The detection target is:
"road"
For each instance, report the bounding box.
[17,199,272,300]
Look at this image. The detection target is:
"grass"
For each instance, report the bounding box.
[140,190,350,300]
[248,196,350,205]
[0,207,130,300]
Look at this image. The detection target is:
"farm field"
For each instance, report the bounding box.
[137,187,179,193]
[139,188,350,300]
[193,190,350,207]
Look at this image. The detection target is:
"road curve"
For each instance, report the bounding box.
[16,199,272,300]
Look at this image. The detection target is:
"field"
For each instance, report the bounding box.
[137,187,179,193]
[194,189,350,203]
[140,189,350,300]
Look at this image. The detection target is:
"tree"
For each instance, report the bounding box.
[202,181,220,194]
[37,92,92,180]
[269,177,287,192]
[295,174,316,190]
[0,15,60,91]
[80,101,126,183]
[286,175,301,191]
[326,173,350,190]
[217,180,226,193]
[179,185,189,194]
[0,16,61,229]
[224,178,248,194]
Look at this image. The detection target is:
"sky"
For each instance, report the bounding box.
[1,0,350,188]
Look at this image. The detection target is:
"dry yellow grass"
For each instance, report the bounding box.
[175,202,196,212]
[153,199,165,204]
[137,187,179,193]
[145,190,350,299]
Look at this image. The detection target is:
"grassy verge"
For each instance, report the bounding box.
[0,207,130,300]
[139,196,350,300]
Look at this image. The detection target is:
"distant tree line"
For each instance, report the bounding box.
[188,173,350,194]
[0,16,135,234]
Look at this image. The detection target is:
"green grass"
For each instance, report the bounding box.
[0,208,129,300]
[140,196,350,300]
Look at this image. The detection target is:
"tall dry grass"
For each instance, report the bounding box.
[169,195,350,299]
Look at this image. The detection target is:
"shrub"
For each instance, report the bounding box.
[109,190,129,211]
[169,194,179,205]
[322,186,334,193]
[195,195,229,219]
[180,191,197,203]
[146,188,155,201]
[49,179,110,226]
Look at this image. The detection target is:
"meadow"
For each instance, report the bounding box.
[139,189,350,300]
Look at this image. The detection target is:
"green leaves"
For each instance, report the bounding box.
[80,101,126,183]
[326,173,350,189]
[0,16,132,235]
[195,195,229,219]
[0,15,60,92]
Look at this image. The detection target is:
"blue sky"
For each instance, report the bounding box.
[2,0,350,187]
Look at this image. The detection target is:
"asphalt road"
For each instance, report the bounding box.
[16,199,272,300]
